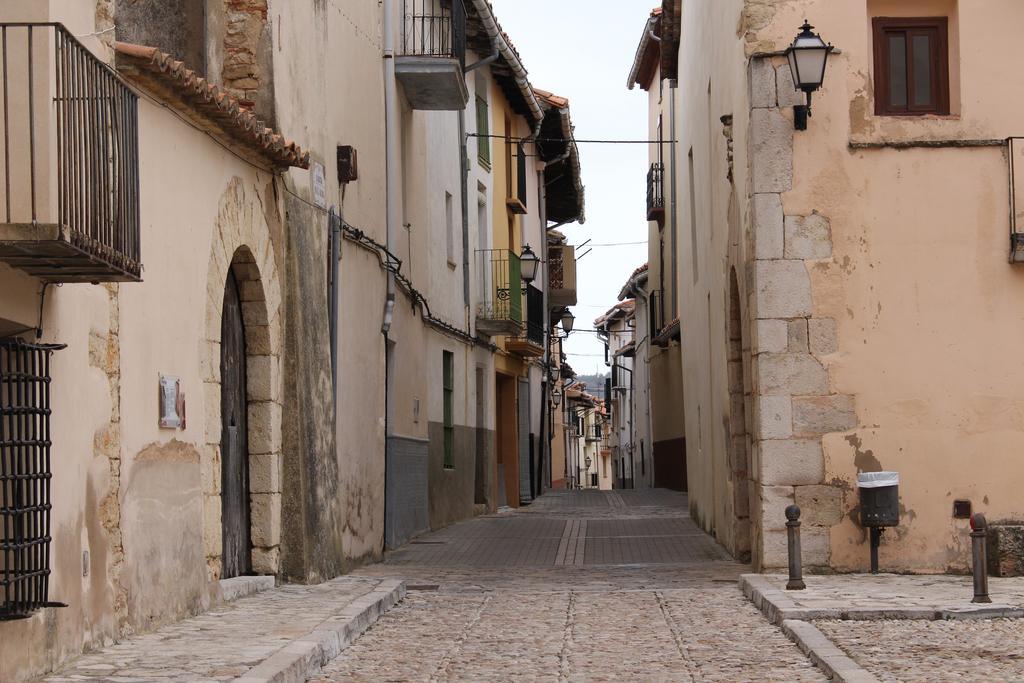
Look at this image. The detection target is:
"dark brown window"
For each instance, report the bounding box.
[873,17,950,115]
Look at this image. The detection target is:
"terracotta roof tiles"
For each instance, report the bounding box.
[114,42,309,170]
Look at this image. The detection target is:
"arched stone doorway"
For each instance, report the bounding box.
[201,179,284,581]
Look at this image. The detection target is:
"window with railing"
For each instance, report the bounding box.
[0,23,141,283]
[1,338,65,620]
[401,0,466,67]
[647,162,665,222]
[476,249,522,323]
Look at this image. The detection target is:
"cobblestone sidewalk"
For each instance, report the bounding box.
[45,576,391,682]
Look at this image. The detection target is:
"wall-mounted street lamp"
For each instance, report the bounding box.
[561,309,575,334]
[584,456,592,469]
[785,20,834,131]
[520,244,540,284]
[551,388,562,407]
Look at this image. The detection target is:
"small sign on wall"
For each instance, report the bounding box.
[158,375,186,429]
[312,161,327,209]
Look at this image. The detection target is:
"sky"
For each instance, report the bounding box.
[491,0,653,376]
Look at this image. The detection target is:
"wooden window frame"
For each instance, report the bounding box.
[872,17,950,116]
[443,351,454,469]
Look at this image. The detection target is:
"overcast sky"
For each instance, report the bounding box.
[491,0,652,377]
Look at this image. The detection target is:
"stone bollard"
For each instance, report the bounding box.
[785,504,806,590]
[970,513,992,604]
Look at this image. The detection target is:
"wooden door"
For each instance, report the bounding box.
[221,270,251,578]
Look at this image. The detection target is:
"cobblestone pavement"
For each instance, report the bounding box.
[315,489,825,682]
[755,572,1024,610]
[45,577,384,682]
[816,618,1024,681]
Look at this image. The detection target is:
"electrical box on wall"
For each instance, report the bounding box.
[337,145,358,184]
[158,375,186,429]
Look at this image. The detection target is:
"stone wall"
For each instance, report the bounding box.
[747,57,852,570]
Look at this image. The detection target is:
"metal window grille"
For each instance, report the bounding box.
[1,338,65,620]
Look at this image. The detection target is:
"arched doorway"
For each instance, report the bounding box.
[221,268,251,578]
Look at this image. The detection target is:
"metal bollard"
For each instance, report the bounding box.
[970,513,991,604]
[785,504,806,590]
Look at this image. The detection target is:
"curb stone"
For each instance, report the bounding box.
[781,620,879,683]
[236,579,407,683]
[220,575,276,602]
[740,574,1024,623]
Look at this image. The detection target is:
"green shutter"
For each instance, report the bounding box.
[476,96,490,165]
[508,252,522,324]
[443,351,454,469]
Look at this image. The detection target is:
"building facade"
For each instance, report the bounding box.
[0,1,583,680]
[648,0,1024,572]
[627,15,688,492]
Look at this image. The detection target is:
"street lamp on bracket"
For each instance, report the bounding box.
[560,308,575,335]
[785,20,835,131]
[520,244,540,284]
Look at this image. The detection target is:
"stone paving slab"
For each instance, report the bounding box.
[816,618,1024,682]
[45,577,404,683]
[313,581,826,682]
[742,573,1024,623]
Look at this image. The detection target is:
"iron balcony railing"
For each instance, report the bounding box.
[0,23,141,281]
[476,249,522,324]
[401,0,467,68]
[647,162,665,222]
[550,247,565,289]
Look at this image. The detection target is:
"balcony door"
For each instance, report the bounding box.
[221,270,252,578]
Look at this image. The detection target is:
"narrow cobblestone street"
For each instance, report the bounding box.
[316,489,824,682]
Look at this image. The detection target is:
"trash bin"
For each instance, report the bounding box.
[858,471,900,527]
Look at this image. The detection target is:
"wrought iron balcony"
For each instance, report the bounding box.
[0,23,141,283]
[396,0,468,111]
[475,249,522,337]
[647,162,665,223]
[549,243,576,307]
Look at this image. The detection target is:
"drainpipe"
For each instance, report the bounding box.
[460,110,470,307]
[383,0,400,400]
[537,164,549,494]
[668,79,678,318]
[382,0,399,547]
[329,206,341,417]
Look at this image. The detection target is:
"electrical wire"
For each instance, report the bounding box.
[281,186,497,352]
[467,133,677,145]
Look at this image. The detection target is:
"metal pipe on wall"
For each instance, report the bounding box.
[382,0,400,549]
[383,0,400,429]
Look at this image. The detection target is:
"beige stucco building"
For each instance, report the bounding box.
[0,1,583,680]
[648,0,1024,573]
